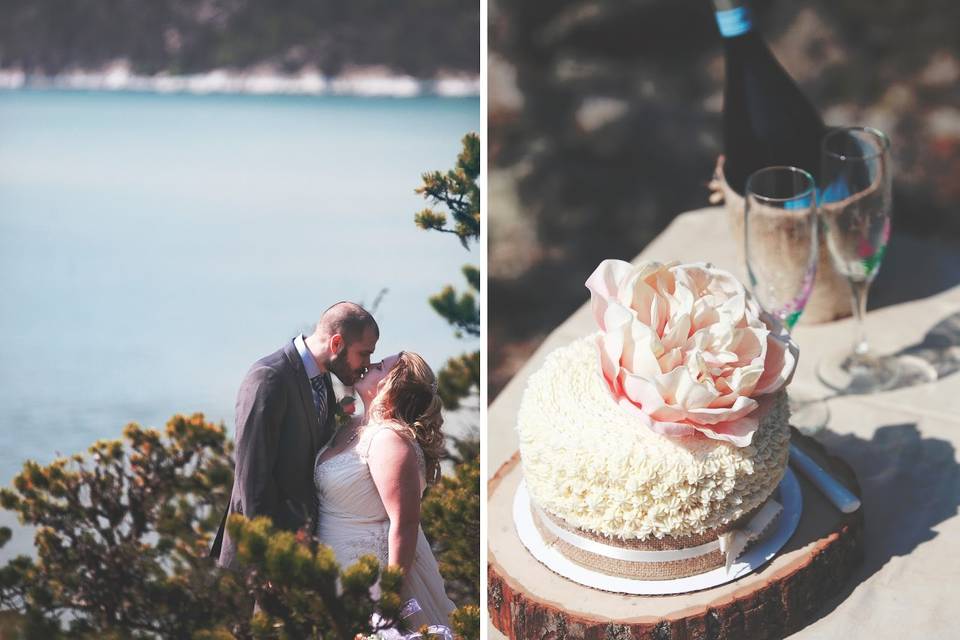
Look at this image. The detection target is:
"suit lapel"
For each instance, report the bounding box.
[282,341,320,454]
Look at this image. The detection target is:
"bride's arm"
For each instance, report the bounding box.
[367,428,421,577]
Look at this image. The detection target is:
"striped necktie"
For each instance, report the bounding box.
[310,374,328,424]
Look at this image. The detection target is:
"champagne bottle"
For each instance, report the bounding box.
[712,0,826,195]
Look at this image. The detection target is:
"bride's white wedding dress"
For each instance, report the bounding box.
[314,423,456,631]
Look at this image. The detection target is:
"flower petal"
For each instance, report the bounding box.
[595,335,620,395]
[655,366,718,410]
[661,313,691,352]
[751,310,798,395]
[595,302,634,394]
[658,347,683,373]
[726,327,767,365]
[693,414,758,447]
[754,332,799,395]
[686,394,758,425]
[650,419,701,439]
[724,363,764,397]
[585,259,634,330]
[621,274,657,325]
[620,371,687,422]
[618,398,700,439]
[622,319,662,376]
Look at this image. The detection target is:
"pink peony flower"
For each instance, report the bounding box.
[585,259,798,447]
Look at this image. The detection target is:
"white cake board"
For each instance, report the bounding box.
[513,468,803,595]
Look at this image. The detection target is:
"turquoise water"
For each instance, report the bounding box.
[0,90,480,554]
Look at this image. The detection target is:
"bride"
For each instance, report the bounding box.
[314,351,456,631]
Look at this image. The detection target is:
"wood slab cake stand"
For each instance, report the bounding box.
[488,430,864,640]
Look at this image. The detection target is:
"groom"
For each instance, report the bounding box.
[211,301,379,569]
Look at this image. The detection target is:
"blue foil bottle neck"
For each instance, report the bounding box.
[715,6,754,37]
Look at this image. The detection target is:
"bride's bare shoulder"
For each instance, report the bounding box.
[364,421,417,456]
[365,419,412,438]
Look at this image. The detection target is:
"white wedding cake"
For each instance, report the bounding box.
[517,260,798,580]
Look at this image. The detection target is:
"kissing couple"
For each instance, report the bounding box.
[211,302,456,631]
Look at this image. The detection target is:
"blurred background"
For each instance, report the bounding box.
[489,0,960,397]
[0,0,479,561]
[0,0,479,92]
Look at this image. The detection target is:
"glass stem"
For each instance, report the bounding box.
[849,279,870,356]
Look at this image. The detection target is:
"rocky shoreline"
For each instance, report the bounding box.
[0,64,479,98]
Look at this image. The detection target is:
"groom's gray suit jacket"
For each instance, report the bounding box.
[211,340,335,569]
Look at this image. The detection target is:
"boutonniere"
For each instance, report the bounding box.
[334,395,357,428]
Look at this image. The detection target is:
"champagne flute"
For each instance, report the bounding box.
[744,165,829,432]
[816,126,898,393]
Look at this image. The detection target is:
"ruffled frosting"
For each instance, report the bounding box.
[517,336,790,541]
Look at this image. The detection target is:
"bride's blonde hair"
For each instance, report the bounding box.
[371,351,445,484]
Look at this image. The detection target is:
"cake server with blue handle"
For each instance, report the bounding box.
[788,443,861,513]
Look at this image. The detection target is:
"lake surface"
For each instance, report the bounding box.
[0,90,479,558]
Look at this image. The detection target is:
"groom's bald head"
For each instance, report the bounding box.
[311,302,379,385]
[316,302,379,343]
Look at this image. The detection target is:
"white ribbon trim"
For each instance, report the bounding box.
[534,498,782,568]
[534,502,721,562]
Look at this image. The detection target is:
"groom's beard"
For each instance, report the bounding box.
[328,349,362,386]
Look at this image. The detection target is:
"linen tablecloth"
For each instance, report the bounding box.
[488,207,960,638]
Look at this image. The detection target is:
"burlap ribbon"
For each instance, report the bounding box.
[532,498,782,581]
